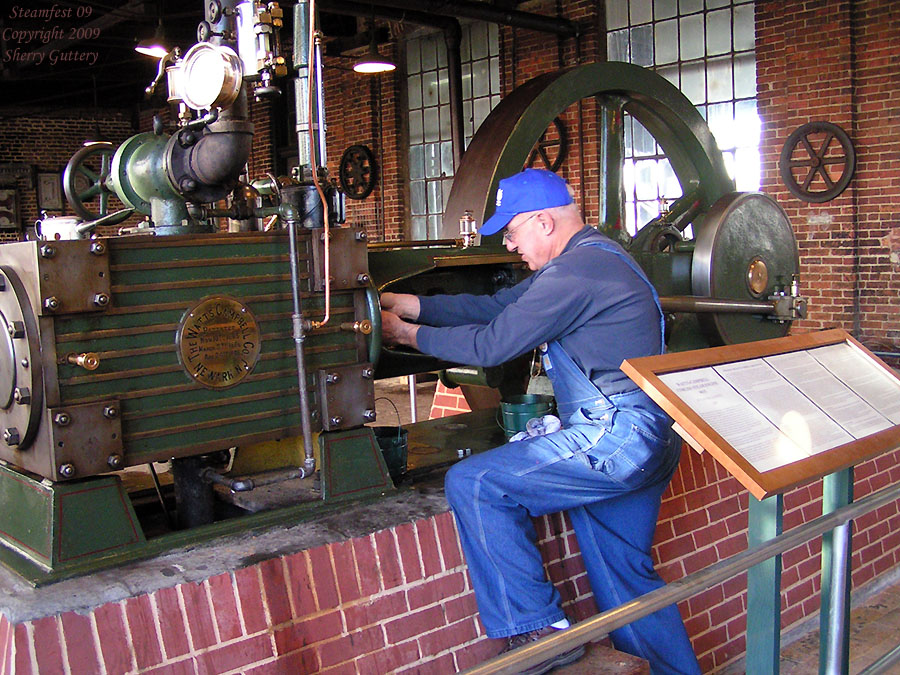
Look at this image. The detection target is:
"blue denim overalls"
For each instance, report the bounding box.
[444,239,701,674]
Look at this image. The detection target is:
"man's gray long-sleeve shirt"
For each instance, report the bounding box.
[415,227,662,396]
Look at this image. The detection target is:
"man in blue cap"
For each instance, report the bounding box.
[381,169,700,674]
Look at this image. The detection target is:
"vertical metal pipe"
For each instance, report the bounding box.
[287,214,316,475]
[598,95,628,241]
[408,374,418,422]
[444,22,465,170]
[293,1,314,169]
[314,33,328,166]
[823,521,851,674]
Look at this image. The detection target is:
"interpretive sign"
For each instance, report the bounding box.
[621,329,900,499]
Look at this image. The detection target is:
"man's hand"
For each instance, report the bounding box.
[380,292,420,321]
[381,310,420,349]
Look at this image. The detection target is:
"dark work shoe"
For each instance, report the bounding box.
[499,624,586,675]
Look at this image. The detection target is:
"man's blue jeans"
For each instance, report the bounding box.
[444,392,700,674]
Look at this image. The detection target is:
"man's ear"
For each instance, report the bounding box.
[537,212,554,235]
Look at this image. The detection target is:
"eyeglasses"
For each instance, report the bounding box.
[502,212,540,244]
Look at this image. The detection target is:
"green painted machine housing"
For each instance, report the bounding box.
[0,229,375,482]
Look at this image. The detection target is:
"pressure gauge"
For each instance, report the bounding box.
[179,43,244,111]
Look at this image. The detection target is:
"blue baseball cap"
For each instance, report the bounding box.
[479,169,573,236]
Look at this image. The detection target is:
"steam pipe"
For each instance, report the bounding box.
[286,207,317,476]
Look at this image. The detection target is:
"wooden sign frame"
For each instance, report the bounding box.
[621,328,900,499]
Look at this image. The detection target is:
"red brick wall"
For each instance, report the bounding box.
[0,510,599,674]
[0,108,137,240]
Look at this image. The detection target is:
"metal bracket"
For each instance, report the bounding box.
[316,363,375,431]
[36,240,112,316]
[311,226,369,291]
[47,400,123,480]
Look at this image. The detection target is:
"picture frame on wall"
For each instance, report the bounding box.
[0,187,19,230]
[37,172,64,211]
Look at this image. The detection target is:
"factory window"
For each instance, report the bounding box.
[407,23,501,240]
[607,0,758,236]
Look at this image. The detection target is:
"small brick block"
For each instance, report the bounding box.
[31,617,65,675]
[259,558,293,626]
[330,541,362,603]
[307,547,340,610]
[60,612,101,675]
[194,634,274,674]
[395,522,424,583]
[235,566,269,634]
[435,512,463,569]
[206,573,242,642]
[415,519,443,577]
[180,581,217,650]
[153,586,190,659]
[124,594,163,669]
[94,603,133,675]
[375,529,403,589]
[351,536,381,596]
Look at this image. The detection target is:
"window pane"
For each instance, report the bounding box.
[735,99,761,146]
[422,70,438,107]
[631,0,652,25]
[442,178,454,211]
[407,41,421,74]
[680,62,706,104]
[679,14,704,60]
[706,9,731,55]
[634,160,659,200]
[424,142,440,178]
[680,0,703,13]
[473,97,492,133]
[659,158,682,198]
[707,0,730,8]
[707,55,733,102]
[427,180,442,213]
[427,215,442,239]
[459,25,471,61]
[409,110,424,145]
[655,20,678,64]
[734,146,761,191]
[631,25,654,66]
[633,120,656,157]
[490,57,500,92]
[623,116,634,159]
[706,101,735,149]
[439,106,451,141]
[734,52,757,98]
[411,216,426,240]
[637,200,660,228]
[463,99,474,138]
[408,74,422,109]
[411,182,426,215]
[438,68,449,105]
[461,63,472,100]
[421,37,437,70]
[654,0,678,20]
[607,2,628,30]
[658,64,680,88]
[470,22,488,60]
[441,141,455,177]
[409,145,425,179]
[734,3,755,51]
[436,38,447,68]
[608,29,630,62]
[472,59,490,98]
[424,108,440,142]
[488,23,499,55]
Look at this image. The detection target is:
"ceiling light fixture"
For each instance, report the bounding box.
[135,18,170,59]
[353,22,395,74]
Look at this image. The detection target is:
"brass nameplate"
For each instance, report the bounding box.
[176,296,261,389]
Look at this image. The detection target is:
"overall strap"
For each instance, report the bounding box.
[575,238,666,354]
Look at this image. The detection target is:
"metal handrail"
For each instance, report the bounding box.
[460,480,900,675]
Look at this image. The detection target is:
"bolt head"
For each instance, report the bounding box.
[3,428,20,446]
[326,372,341,384]
[107,454,123,469]
[363,409,376,421]
[39,245,55,259]
[90,242,106,255]
[93,293,110,307]
[103,405,118,419]
[58,463,76,478]
[356,273,370,285]
[7,321,24,339]
[13,387,30,405]
[43,296,60,311]
[54,412,71,426]
[355,230,367,241]
[361,367,374,379]
[330,416,343,426]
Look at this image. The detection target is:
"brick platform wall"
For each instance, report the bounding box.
[0,510,601,675]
